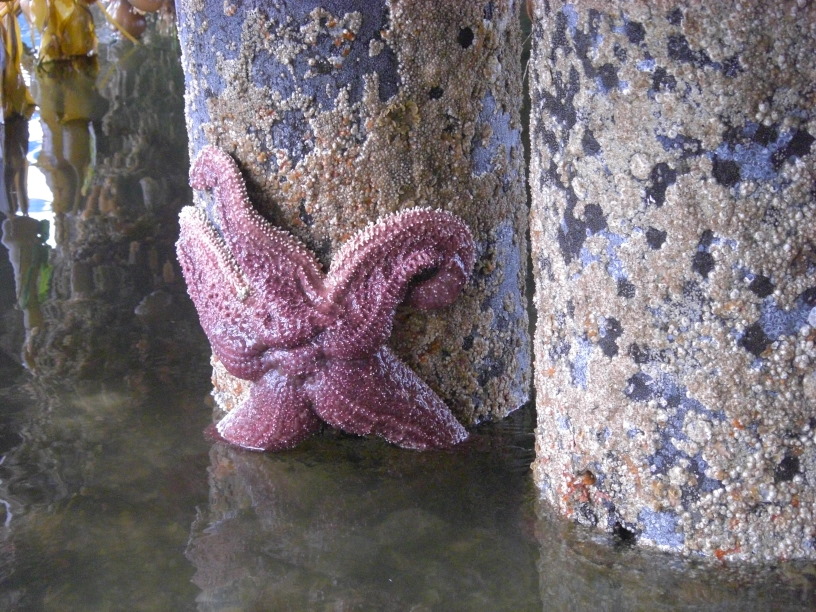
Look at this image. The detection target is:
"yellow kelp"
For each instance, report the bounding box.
[0,4,35,117]
[25,0,96,63]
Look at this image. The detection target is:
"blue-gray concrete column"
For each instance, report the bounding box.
[529,1,815,560]
[175,1,531,425]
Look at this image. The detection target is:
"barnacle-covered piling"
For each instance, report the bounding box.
[176,0,531,426]
[529,0,816,561]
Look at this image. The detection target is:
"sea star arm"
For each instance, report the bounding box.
[321,208,475,359]
[176,206,268,380]
[215,368,322,451]
[189,146,330,345]
[308,346,469,450]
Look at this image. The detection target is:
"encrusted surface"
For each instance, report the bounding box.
[175,0,530,424]
[529,0,815,560]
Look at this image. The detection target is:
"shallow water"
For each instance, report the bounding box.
[0,15,815,612]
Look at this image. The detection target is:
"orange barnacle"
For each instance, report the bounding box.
[575,470,596,486]
[715,545,742,561]
[562,469,596,506]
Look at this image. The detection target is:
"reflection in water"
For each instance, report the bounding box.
[535,503,816,611]
[0,214,48,339]
[0,17,212,611]
[3,114,31,216]
[0,372,212,610]
[33,57,104,218]
[187,409,539,611]
[1,30,201,382]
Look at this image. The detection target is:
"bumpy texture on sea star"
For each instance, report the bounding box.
[177,146,474,451]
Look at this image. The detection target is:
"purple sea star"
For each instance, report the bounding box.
[176,146,474,451]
